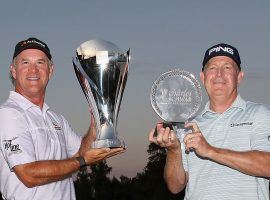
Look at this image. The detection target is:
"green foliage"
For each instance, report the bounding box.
[74,143,184,200]
[74,161,112,200]
[74,169,93,200]
[128,143,185,200]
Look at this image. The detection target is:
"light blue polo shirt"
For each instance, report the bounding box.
[181,95,270,200]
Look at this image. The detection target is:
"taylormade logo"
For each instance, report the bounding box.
[208,46,234,55]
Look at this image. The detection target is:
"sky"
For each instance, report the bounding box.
[0,0,270,178]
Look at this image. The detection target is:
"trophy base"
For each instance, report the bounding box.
[92,139,125,149]
[154,122,185,136]
[171,122,185,131]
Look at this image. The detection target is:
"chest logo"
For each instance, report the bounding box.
[230,122,253,127]
[52,121,62,130]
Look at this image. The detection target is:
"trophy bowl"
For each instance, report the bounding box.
[73,39,130,148]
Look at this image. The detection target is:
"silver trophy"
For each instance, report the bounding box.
[73,39,130,148]
[150,69,202,131]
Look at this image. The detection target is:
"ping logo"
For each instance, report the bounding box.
[208,46,234,56]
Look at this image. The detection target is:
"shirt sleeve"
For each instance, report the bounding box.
[0,108,36,169]
[250,105,270,152]
[59,115,82,157]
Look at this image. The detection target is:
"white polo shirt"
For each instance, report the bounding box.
[181,95,270,200]
[0,91,82,200]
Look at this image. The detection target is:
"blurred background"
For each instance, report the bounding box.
[0,0,270,179]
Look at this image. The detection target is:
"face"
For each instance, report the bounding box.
[10,49,54,99]
[200,56,244,100]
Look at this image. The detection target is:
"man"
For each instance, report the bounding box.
[0,37,125,200]
[149,43,270,199]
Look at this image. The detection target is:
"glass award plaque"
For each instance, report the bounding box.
[150,69,202,130]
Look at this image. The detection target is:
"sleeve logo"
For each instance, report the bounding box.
[2,137,22,155]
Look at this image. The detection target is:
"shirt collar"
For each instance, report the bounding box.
[9,91,50,112]
[201,94,246,117]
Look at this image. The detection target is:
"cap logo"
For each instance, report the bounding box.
[21,39,46,48]
[202,43,241,70]
[13,37,52,60]
[208,46,234,56]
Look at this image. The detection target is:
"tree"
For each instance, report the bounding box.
[74,144,185,200]
[74,168,93,200]
[74,160,112,200]
[131,143,185,200]
[89,160,113,200]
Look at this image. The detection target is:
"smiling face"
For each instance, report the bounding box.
[10,49,54,102]
[200,56,244,102]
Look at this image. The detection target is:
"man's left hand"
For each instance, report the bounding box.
[183,122,213,158]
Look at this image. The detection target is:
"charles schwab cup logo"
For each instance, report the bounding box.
[208,46,234,56]
[3,137,22,155]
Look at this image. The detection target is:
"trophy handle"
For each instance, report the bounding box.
[114,49,130,130]
[72,58,101,138]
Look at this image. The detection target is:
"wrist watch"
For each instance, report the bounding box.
[76,156,87,170]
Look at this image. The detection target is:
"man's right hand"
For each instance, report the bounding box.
[149,122,180,151]
[13,146,125,188]
[82,147,125,165]
[149,123,187,194]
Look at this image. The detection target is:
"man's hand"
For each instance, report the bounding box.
[83,147,125,165]
[183,122,213,158]
[79,112,97,155]
[149,122,180,151]
[13,146,125,188]
[149,122,187,193]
